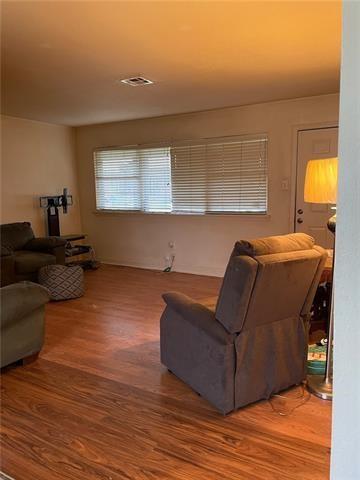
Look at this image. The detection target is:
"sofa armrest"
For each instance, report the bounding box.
[0,281,50,329]
[162,291,233,344]
[1,247,15,287]
[25,237,66,264]
[25,237,66,251]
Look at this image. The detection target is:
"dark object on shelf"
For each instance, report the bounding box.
[40,187,73,236]
[327,213,336,234]
[0,222,66,286]
[62,233,99,270]
[309,252,333,334]
[310,283,331,334]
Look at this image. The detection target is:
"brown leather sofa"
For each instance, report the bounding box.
[160,233,327,414]
[0,281,49,368]
[0,222,66,287]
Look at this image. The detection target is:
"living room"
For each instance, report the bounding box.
[0,1,359,480]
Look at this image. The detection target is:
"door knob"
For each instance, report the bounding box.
[297,218,303,224]
[297,209,303,214]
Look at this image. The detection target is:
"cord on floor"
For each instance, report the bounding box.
[268,383,311,416]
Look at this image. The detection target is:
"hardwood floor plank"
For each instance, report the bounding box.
[2,369,325,480]
[1,265,331,479]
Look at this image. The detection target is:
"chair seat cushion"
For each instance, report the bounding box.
[38,264,84,301]
[14,250,56,274]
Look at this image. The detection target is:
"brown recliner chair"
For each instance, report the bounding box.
[160,233,327,414]
[0,222,66,287]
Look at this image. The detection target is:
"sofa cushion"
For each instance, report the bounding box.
[14,250,56,274]
[25,236,67,251]
[232,233,315,257]
[1,222,35,251]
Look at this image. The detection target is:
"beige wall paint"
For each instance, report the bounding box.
[76,94,339,276]
[1,115,82,236]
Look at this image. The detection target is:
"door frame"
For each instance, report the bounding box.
[289,121,339,233]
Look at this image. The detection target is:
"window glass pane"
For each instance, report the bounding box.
[140,149,172,212]
[170,137,268,214]
[94,148,171,212]
[170,144,207,213]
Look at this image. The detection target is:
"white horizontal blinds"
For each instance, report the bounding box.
[94,147,171,212]
[94,149,140,210]
[170,137,268,214]
[94,136,267,214]
[207,139,268,213]
[171,144,207,213]
[139,148,172,212]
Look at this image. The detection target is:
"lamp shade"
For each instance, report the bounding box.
[304,157,338,204]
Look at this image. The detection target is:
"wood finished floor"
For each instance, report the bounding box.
[1,265,331,480]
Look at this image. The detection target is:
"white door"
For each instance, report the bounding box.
[295,127,338,248]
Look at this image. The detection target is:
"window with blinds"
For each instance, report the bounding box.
[94,135,268,214]
[94,147,172,212]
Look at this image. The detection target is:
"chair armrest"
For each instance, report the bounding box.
[162,291,233,344]
[24,237,67,251]
[0,281,50,329]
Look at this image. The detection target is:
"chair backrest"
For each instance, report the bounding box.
[215,233,327,334]
[0,222,35,251]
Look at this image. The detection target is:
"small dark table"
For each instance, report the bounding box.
[61,234,99,270]
[62,233,87,242]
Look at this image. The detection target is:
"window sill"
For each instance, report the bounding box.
[93,209,271,219]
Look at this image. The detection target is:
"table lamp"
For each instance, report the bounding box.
[304,157,338,400]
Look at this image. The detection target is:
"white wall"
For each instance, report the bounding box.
[1,115,82,236]
[331,2,360,479]
[76,94,339,276]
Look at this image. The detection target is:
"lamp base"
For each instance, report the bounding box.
[307,375,333,400]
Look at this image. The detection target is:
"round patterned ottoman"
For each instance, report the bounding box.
[38,264,84,301]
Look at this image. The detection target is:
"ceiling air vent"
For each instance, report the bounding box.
[120,76,154,86]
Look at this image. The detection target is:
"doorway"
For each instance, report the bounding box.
[295,127,338,248]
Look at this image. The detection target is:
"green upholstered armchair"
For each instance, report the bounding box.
[0,222,66,287]
[0,281,50,368]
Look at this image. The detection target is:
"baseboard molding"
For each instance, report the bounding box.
[99,258,224,277]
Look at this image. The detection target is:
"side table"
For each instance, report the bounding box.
[61,233,99,270]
